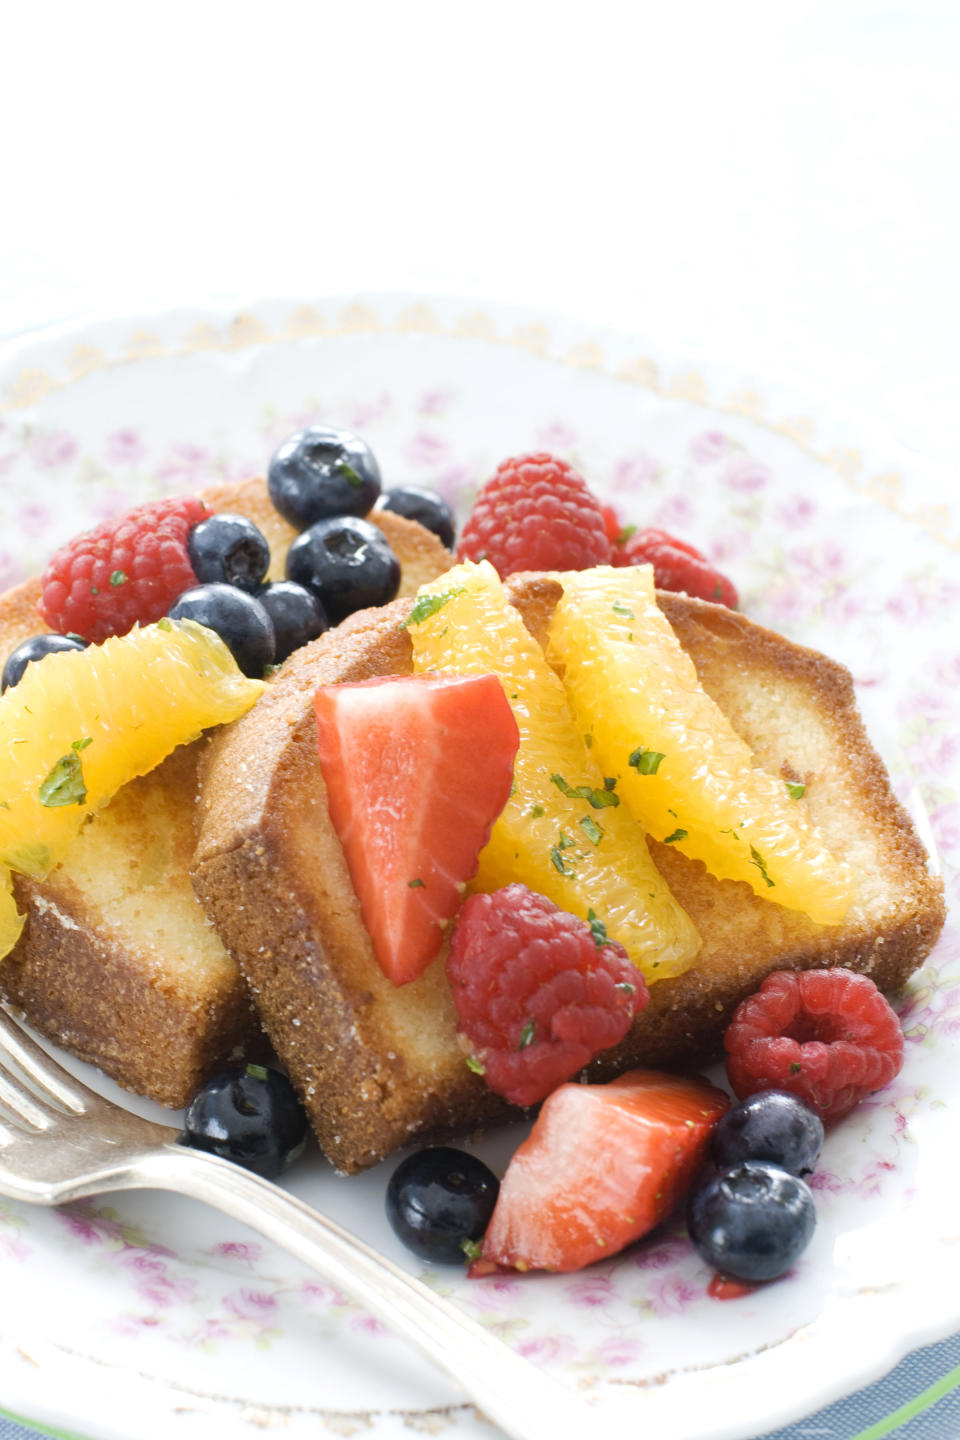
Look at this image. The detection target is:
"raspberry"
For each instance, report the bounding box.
[615,526,739,609]
[447,883,648,1107]
[457,453,611,577]
[724,969,905,1122]
[39,496,209,643]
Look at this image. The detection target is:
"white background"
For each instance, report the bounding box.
[3,0,959,465]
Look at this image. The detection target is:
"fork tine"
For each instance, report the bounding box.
[0,1006,94,1114]
[0,1069,55,1131]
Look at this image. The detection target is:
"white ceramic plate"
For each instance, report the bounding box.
[0,295,957,1440]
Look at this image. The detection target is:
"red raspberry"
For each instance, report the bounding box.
[39,496,208,643]
[616,526,739,608]
[447,883,648,1107]
[457,453,611,577]
[724,969,905,1122]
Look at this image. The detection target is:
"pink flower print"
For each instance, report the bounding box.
[708,526,752,564]
[774,494,817,528]
[468,1271,525,1308]
[224,1287,278,1321]
[536,421,577,451]
[419,388,453,416]
[592,1334,645,1368]
[517,1333,578,1366]
[647,1272,698,1315]
[931,801,960,856]
[352,1312,389,1337]
[690,430,730,464]
[404,432,449,468]
[18,502,53,540]
[654,494,695,530]
[212,1241,262,1265]
[632,1236,691,1271]
[723,456,771,493]
[565,1273,615,1308]
[89,491,137,524]
[611,453,658,494]
[787,541,849,585]
[156,442,212,488]
[34,430,78,468]
[105,428,146,464]
[347,391,391,432]
[301,1279,351,1309]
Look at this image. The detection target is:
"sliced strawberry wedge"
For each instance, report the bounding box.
[314,672,519,986]
[472,1068,729,1274]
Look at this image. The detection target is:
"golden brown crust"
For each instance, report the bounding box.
[0,477,450,1106]
[193,582,945,1172]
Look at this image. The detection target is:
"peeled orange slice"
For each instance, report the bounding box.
[406,561,700,980]
[0,618,265,889]
[547,566,853,925]
[0,869,24,959]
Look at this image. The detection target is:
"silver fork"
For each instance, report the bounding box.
[0,1004,600,1440]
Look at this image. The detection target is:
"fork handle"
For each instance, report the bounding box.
[126,1143,597,1440]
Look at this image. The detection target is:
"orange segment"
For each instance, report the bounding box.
[547,566,853,925]
[0,619,265,884]
[0,868,24,959]
[406,561,700,980]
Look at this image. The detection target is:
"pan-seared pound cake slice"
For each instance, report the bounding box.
[0,481,452,1105]
[191,580,945,1172]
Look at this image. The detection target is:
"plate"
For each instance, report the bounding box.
[0,294,957,1440]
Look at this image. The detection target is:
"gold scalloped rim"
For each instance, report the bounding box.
[1,301,955,553]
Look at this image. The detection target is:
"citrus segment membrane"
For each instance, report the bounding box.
[406,561,700,980]
[0,619,265,883]
[547,566,853,925]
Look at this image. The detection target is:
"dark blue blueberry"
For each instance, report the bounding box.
[181,1062,309,1179]
[268,426,381,530]
[286,516,400,625]
[2,633,87,693]
[711,1089,825,1178]
[187,513,271,593]
[168,583,275,677]
[386,1146,500,1263]
[257,581,329,663]
[374,486,456,550]
[687,1161,817,1283]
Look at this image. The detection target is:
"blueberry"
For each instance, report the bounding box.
[168,584,275,677]
[386,1146,500,1263]
[712,1090,825,1178]
[268,426,382,530]
[687,1160,817,1283]
[257,581,329,663]
[286,516,400,625]
[181,1062,309,1179]
[187,513,271,593]
[2,633,87,692]
[374,486,456,550]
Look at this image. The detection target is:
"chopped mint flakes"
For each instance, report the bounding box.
[528,802,545,817]
[518,1019,535,1049]
[749,846,775,887]
[586,908,608,948]
[408,878,425,888]
[549,838,576,875]
[157,617,173,631]
[400,587,465,628]
[336,458,364,489]
[579,815,604,845]
[550,773,620,809]
[465,1054,485,1075]
[71,737,93,751]
[612,601,634,619]
[663,828,688,845]
[785,781,806,800]
[245,1063,269,1081]
[109,570,127,587]
[38,752,87,808]
[461,1237,483,1261]
[628,746,666,775]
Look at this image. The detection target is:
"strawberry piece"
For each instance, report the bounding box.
[472,1068,729,1274]
[314,673,519,986]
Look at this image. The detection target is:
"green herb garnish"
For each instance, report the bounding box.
[785,781,806,800]
[579,815,604,845]
[157,617,173,631]
[628,746,666,776]
[71,737,93,751]
[586,909,608,948]
[109,570,127,587]
[612,601,634,619]
[400,587,465,629]
[518,1019,535,1049]
[408,877,425,888]
[749,845,775,887]
[38,752,87,808]
[465,1055,485,1075]
[336,458,364,489]
[245,1063,269,1081]
[550,773,620,809]
[663,828,688,845]
[528,803,545,817]
[461,1237,483,1261]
